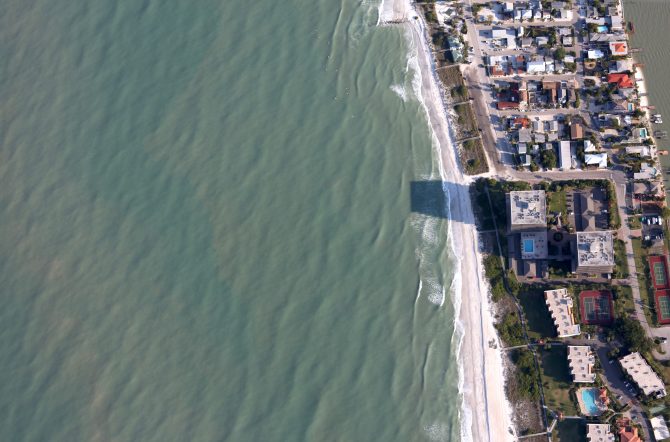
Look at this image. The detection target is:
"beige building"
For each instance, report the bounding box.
[586,423,615,442]
[619,352,667,398]
[545,289,580,337]
[568,346,596,383]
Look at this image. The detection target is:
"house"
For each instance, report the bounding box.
[616,418,641,442]
[633,181,663,199]
[559,140,572,169]
[632,127,649,141]
[571,122,584,140]
[497,101,519,110]
[536,36,549,46]
[587,424,615,442]
[568,346,596,383]
[609,41,629,56]
[527,60,547,74]
[545,289,581,337]
[518,143,527,154]
[607,73,635,89]
[610,59,633,73]
[521,37,533,48]
[587,49,605,60]
[562,36,573,46]
[558,9,572,20]
[584,140,597,152]
[619,352,667,398]
[585,153,608,168]
[625,145,651,157]
[634,163,659,180]
[446,36,464,63]
[548,120,559,132]
[609,15,624,31]
[518,128,532,143]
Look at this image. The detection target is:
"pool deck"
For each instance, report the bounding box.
[576,387,606,417]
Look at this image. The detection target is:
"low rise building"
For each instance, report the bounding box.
[545,289,580,337]
[559,140,572,170]
[507,190,546,232]
[568,346,596,383]
[609,41,629,56]
[619,352,667,398]
[651,416,670,441]
[616,418,640,442]
[584,153,608,169]
[586,423,615,442]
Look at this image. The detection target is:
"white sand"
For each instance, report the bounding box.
[379,1,516,440]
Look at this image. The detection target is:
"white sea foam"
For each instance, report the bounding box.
[390,84,408,102]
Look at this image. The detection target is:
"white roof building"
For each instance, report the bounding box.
[585,153,608,168]
[527,60,547,74]
[587,424,615,442]
[625,145,651,157]
[619,352,666,398]
[545,289,581,338]
[568,346,596,383]
[559,140,572,170]
[587,49,605,59]
[651,416,670,441]
[634,162,660,180]
[492,28,507,38]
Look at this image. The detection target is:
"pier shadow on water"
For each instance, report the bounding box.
[410,180,473,223]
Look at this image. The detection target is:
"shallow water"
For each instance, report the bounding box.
[0,1,462,440]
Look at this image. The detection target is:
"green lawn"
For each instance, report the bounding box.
[614,239,629,279]
[628,215,641,230]
[539,346,579,416]
[552,418,586,442]
[519,289,557,340]
[632,237,658,326]
[547,190,567,217]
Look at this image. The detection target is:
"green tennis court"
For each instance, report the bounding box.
[655,261,668,286]
[582,297,610,321]
[659,296,670,322]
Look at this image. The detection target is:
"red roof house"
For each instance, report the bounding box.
[607,73,635,89]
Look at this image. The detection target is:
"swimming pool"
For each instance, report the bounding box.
[581,388,600,415]
[523,239,534,253]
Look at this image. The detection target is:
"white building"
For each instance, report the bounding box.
[568,346,596,383]
[584,153,608,168]
[545,289,581,338]
[559,140,572,170]
[587,49,605,60]
[619,352,667,398]
[587,424,615,442]
[527,60,547,74]
[651,416,670,441]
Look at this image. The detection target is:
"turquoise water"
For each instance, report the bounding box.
[0,1,462,440]
[580,389,600,415]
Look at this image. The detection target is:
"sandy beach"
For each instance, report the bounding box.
[380,1,515,440]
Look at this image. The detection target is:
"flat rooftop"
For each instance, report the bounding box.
[576,231,615,268]
[587,423,614,442]
[619,352,666,398]
[568,346,596,383]
[520,230,548,260]
[545,288,581,338]
[509,190,546,226]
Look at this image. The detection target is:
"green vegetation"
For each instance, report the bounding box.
[451,84,468,102]
[628,215,641,230]
[613,239,629,279]
[547,190,567,219]
[496,311,525,346]
[519,288,557,340]
[539,346,579,415]
[632,237,658,326]
[605,181,621,229]
[461,138,487,175]
[471,179,531,231]
[484,254,507,302]
[509,349,541,400]
[541,148,557,169]
[615,317,653,353]
[553,419,586,442]
[554,47,566,61]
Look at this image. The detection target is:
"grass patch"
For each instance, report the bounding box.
[632,237,658,327]
[552,419,586,442]
[519,288,557,341]
[451,84,469,102]
[508,349,541,401]
[454,103,478,137]
[547,190,567,218]
[437,65,465,88]
[461,138,488,175]
[496,310,525,347]
[614,239,629,279]
[628,215,641,230]
[539,346,579,416]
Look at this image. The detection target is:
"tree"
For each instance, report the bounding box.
[661,206,670,220]
[615,318,653,353]
[461,23,468,34]
[554,47,566,61]
[633,109,645,118]
[541,148,557,169]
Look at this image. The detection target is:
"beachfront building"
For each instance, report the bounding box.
[568,346,596,383]
[574,231,615,274]
[616,418,641,442]
[507,190,548,279]
[586,423,615,442]
[545,289,580,338]
[619,352,667,398]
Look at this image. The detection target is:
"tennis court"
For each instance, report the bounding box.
[655,290,670,325]
[649,256,670,290]
[579,290,614,325]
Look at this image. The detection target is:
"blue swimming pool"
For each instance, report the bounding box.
[581,389,600,415]
[523,239,534,253]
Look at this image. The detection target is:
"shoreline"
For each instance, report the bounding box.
[380,1,515,440]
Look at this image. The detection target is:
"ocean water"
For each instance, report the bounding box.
[0,1,463,441]
[624,0,670,192]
